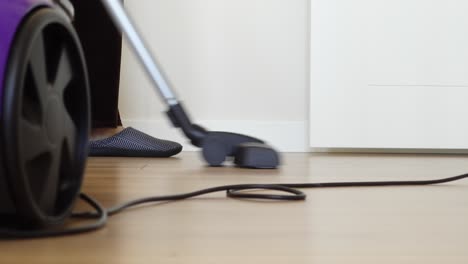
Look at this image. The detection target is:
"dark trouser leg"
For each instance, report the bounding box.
[70,0,123,128]
[70,1,183,157]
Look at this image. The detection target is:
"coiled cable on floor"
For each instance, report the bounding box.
[2,173,468,239]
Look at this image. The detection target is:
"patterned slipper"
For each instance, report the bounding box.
[88,127,182,157]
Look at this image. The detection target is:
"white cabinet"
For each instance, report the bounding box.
[309,0,468,149]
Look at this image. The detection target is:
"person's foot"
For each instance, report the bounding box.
[88,127,183,157]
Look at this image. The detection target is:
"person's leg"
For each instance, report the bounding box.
[71,0,123,140]
[70,0,182,156]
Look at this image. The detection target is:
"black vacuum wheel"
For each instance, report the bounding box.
[1,8,90,227]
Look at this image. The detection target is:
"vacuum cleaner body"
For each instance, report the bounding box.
[0,0,276,234]
[0,0,52,219]
[0,0,90,227]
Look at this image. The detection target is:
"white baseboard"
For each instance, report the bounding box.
[122,119,308,152]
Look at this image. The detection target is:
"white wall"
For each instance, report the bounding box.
[119,0,310,152]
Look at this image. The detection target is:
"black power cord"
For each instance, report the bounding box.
[1,173,468,239]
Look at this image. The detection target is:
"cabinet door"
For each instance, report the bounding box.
[309,0,468,149]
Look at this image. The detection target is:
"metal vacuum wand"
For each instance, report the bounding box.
[99,0,280,169]
[100,0,177,106]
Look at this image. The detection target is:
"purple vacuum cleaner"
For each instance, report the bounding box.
[0,0,89,227]
[0,0,278,230]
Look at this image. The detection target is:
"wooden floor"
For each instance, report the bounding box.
[2,152,468,263]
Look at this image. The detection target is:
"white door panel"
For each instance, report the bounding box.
[310,0,468,149]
